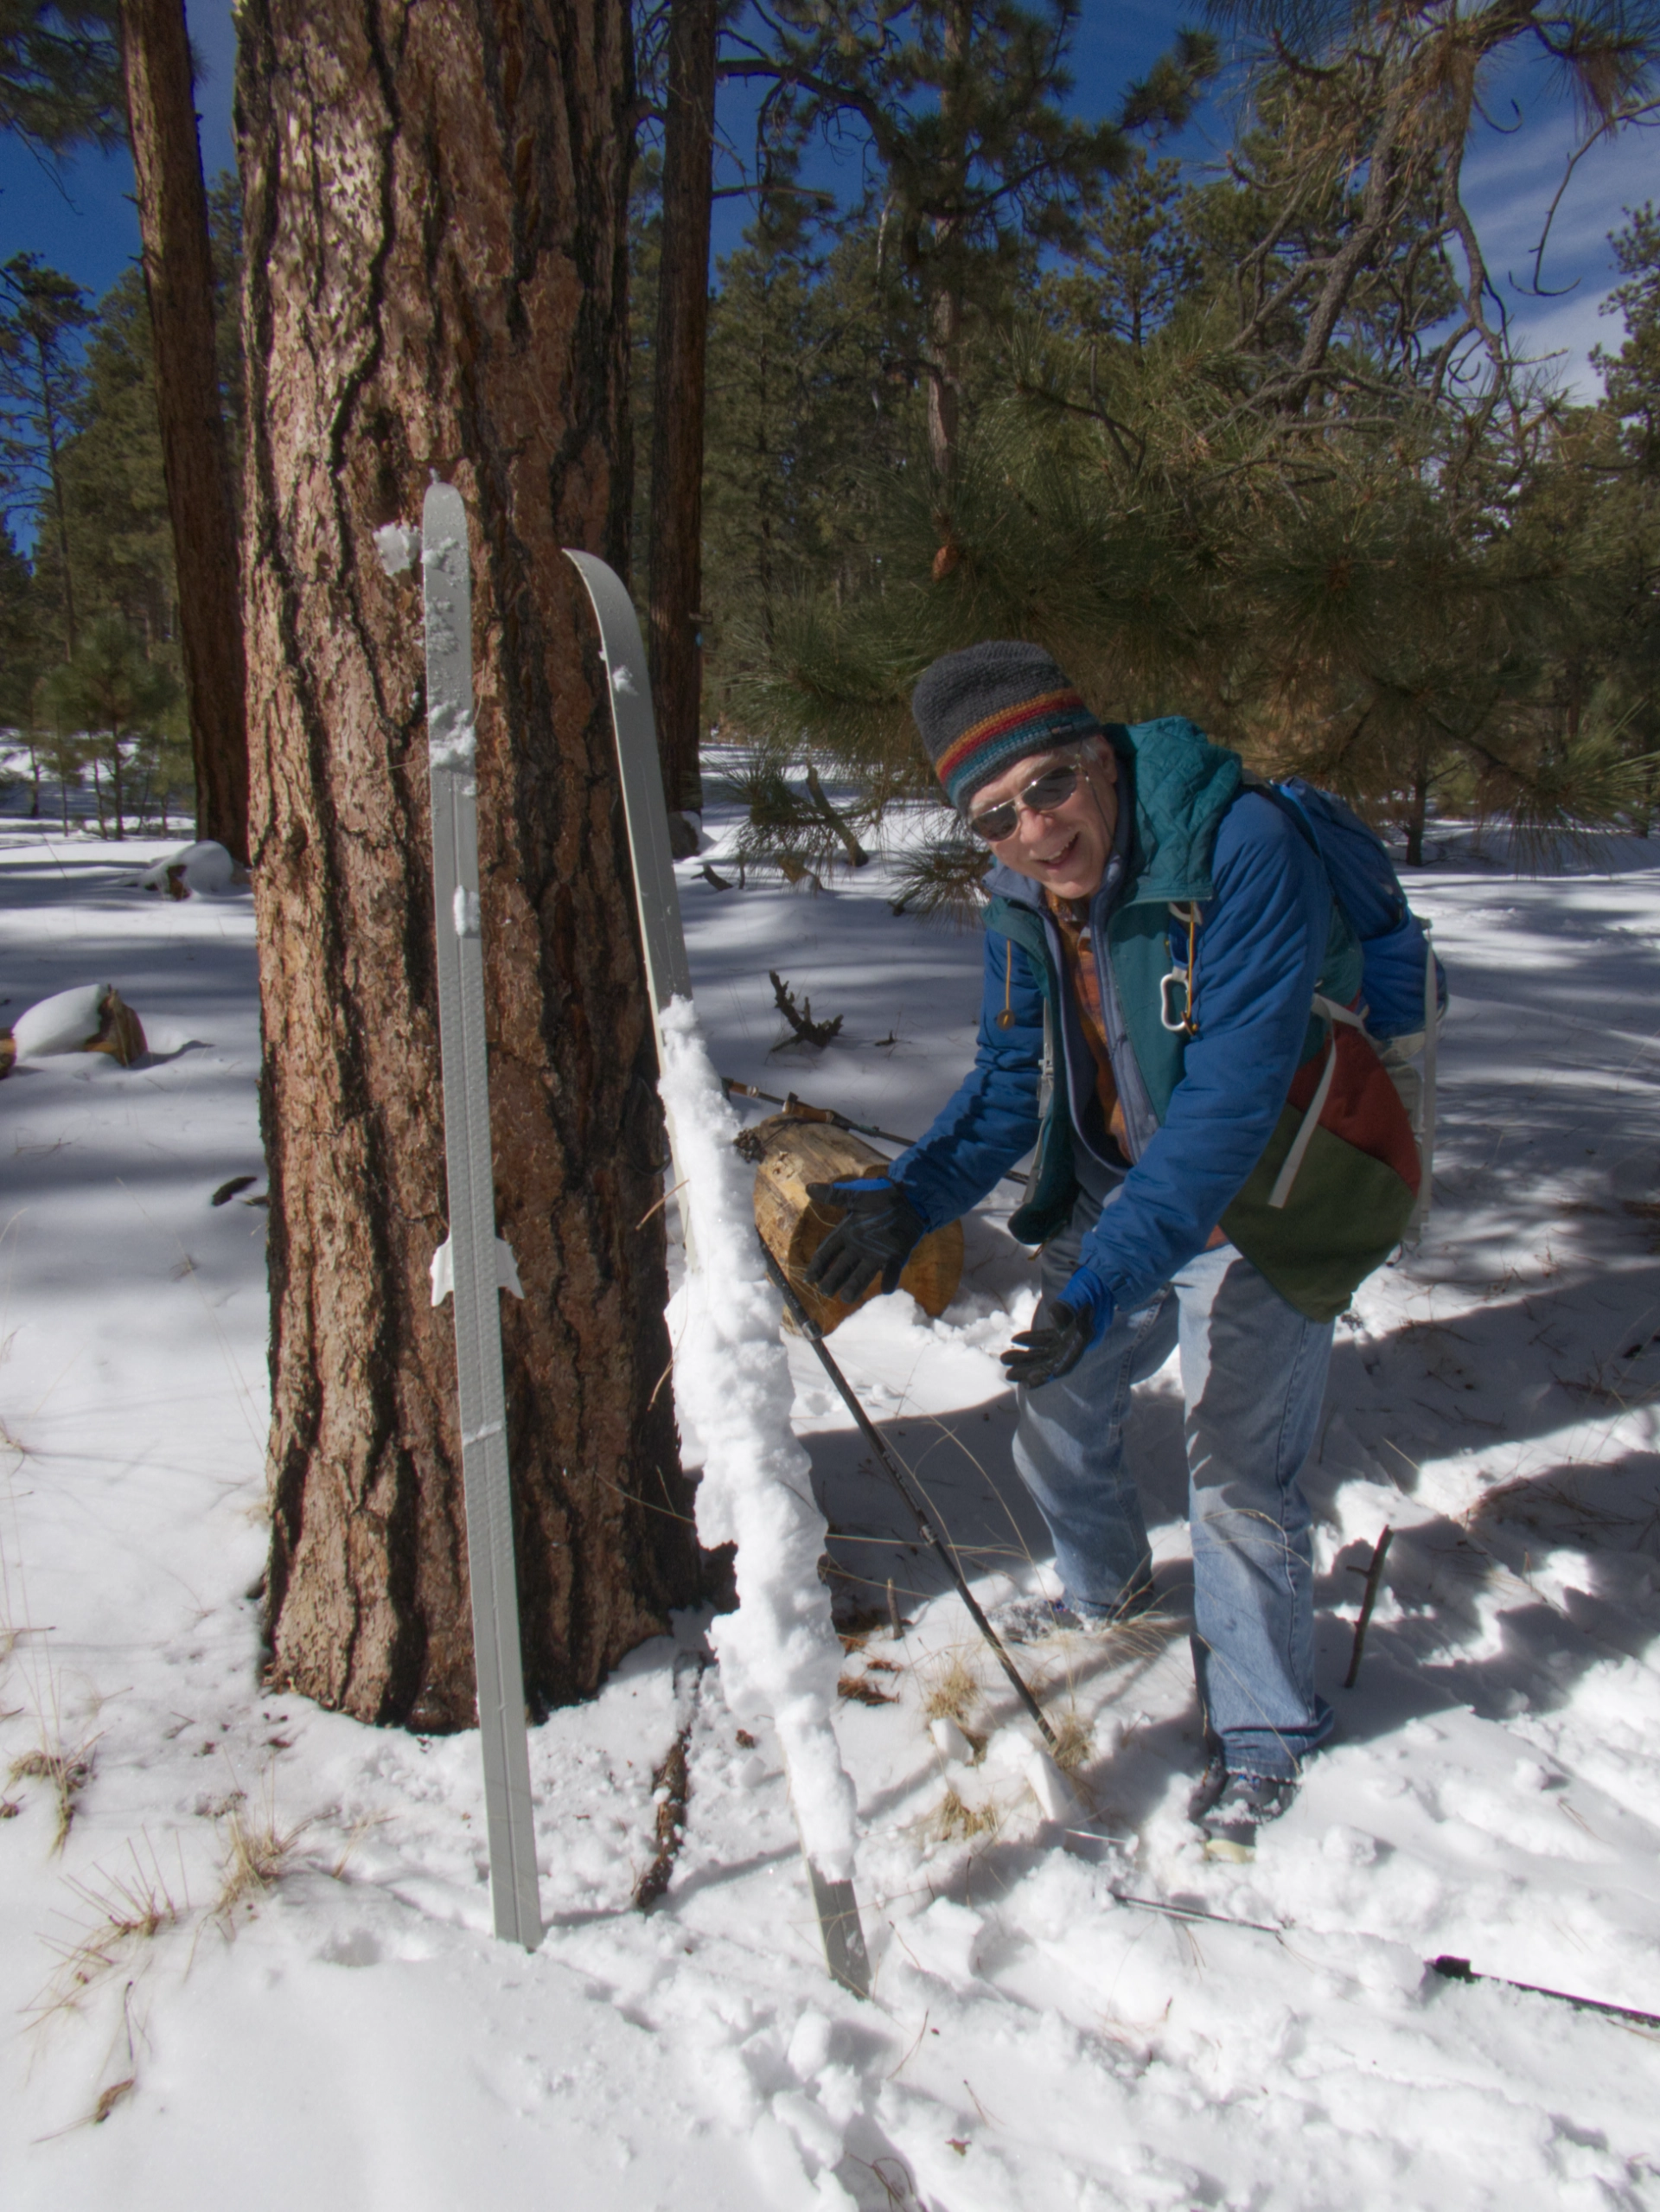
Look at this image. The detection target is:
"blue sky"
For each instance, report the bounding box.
[0,1,1651,398]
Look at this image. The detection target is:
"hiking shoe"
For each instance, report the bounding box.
[989,1580,1158,1646]
[1189,1758,1299,1851]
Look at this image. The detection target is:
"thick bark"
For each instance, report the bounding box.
[240,0,703,1730]
[120,0,249,862]
[647,0,717,826]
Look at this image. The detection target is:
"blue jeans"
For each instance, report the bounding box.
[1012,1192,1335,1780]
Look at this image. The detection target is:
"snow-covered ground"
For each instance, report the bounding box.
[3,803,1659,2210]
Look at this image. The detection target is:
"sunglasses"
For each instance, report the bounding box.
[966,758,1085,843]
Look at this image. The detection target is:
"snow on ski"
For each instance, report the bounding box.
[423,483,541,1952]
[567,548,872,1997]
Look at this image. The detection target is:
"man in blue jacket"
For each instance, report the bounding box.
[808,641,1417,1846]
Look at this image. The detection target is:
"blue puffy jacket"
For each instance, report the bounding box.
[886,716,1379,1317]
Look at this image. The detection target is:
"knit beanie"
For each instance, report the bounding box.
[912,641,1102,813]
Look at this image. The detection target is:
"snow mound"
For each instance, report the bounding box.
[658,994,859,1882]
[12,981,138,1059]
[138,840,238,897]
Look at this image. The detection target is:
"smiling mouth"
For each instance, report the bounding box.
[1033,830,1081,871]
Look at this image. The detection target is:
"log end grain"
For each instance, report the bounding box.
[745,1113,963,1335]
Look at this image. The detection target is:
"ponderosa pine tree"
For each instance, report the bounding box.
[646,0,719,840]
[723,5,1660,880]
[240,0,706,1730]
[42,608,176,835]
[0,0,121,153]
[1594,201,1660,476]
[1040,146,1199,355]
[57,269,174,642]
[0,254,91,656]
[119,0,248,860]
[725,3,1214,479]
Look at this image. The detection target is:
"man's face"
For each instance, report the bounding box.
[969,740,1119,903]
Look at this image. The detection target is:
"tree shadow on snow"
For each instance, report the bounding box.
[803,1271,1660,1831]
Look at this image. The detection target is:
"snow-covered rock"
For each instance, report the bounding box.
[138,839,237,897]
[11,980,146,1062]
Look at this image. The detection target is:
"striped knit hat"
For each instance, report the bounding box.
[912,641,1103,813]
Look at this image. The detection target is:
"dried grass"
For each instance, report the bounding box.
[89,2076,136,2125]
[837,1671,899,1706]
[214,1793,310,1926]
[926,1786,999,1843]
[9,1739,96,1852]
[1050,1712,1094,1773]
[31,1838,185,2022]
[921,1653,980,1727]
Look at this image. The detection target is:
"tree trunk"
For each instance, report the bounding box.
[925,271,962,481]
[924,0,968,484]
[647,0,717,838]
[240,0,705,1731]
[120,0,250,864]
[1403,754,1428,867]
[39,346,79,659]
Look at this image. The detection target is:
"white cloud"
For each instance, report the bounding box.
[1454,101,1654,401]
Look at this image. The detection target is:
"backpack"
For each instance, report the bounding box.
[1267,779,1447,1240]
[1271,779,1447,1043]
[1162,777,1448,1250]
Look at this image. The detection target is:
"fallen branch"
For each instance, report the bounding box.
[1343,1525,1394,1690]
[769,971,842,1049]
[633,1652,710,1912]
[633,1732,691,1910]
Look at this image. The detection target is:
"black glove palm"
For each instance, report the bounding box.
[1000,1266,1111,1390]
[1000,1301,1089,1388]
[803,1177,924,1306]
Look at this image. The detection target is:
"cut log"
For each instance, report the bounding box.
[744,1112,962,1335]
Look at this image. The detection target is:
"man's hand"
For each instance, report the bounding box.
[1001,1265,1114,1388]
[803,1177,925,1305]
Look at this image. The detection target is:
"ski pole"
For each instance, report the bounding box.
[758,1237,1058,1752]
[723,1077,1028,1189]
[1069,1868,1660,2033]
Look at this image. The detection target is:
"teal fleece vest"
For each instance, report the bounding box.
[984,717,1389,1319]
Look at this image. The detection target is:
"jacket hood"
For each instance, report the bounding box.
[983,716,1242,917]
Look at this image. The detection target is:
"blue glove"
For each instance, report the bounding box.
[1000,1265,1114,1388]
[803,1177,925,1305]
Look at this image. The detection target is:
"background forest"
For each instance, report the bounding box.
[3,0,1658,886]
